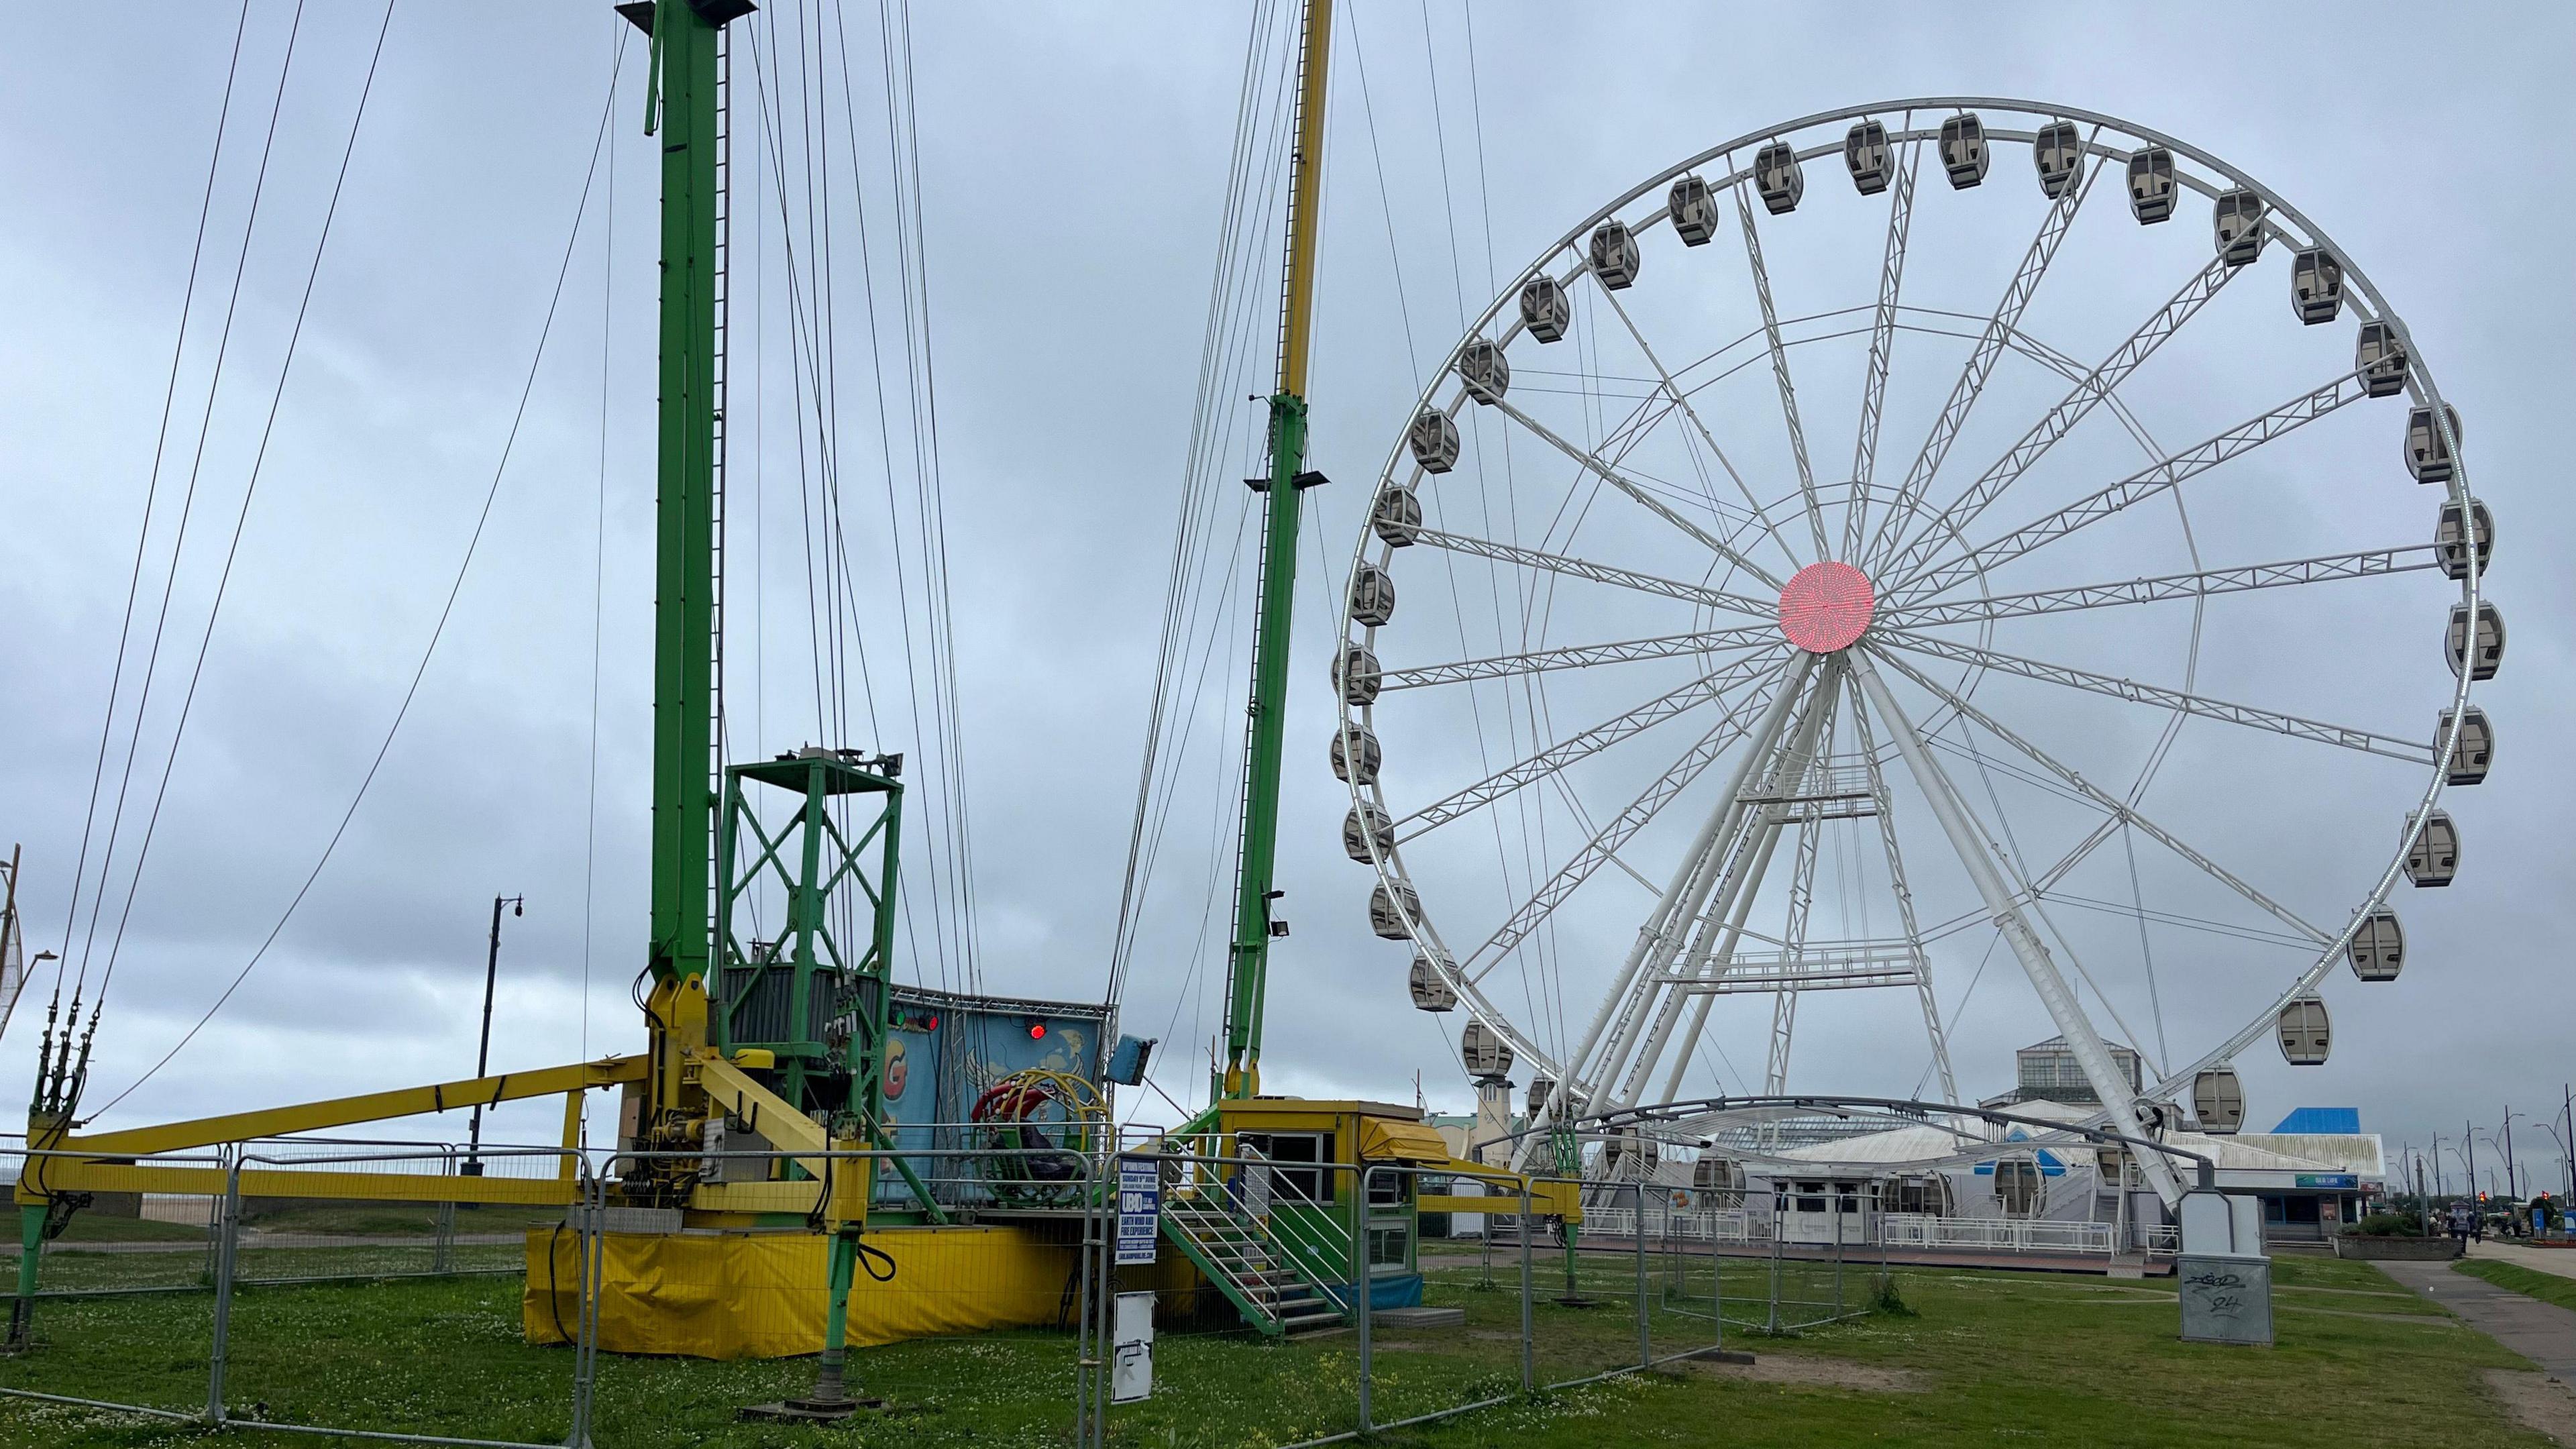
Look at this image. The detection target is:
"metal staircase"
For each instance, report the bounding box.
[1158,1193,1348,1339]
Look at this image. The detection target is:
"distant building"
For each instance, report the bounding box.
[1722,1043,2382,1250]
[1981,1034,2144,1108]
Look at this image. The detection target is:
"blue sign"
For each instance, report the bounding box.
[1116,1155,1161,1266]
[2293,1173,2357,1189]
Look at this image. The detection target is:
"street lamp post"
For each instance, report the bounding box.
[466,894,524,1176]
[2503,1105,2518,1202]
[2530,1116,2573,1238]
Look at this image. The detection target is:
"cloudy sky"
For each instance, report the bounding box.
[3,2,2569,1190]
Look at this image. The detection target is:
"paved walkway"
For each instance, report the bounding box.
[2375,1257,2576,1383]
[2469,1238,2576,1282]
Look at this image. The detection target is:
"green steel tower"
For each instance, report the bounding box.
[636,0,735,994]
[1219,0,1334,1102]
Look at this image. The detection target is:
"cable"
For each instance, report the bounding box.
[48,0,254,1018]
[89,25,619,1118]
[580,21,626,1072]
[1108,0,1296,1023]
[70,0,310,1007]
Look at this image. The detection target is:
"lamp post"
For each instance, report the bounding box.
[2529,1116,2572,1238]
[2503,1106,2519,1201]
[466,894,524,1175]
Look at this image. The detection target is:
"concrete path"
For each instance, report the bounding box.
[2376,1258,2576,1383]
[2469,1238,2576,1283]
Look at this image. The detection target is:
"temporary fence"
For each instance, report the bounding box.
[0,1134,531,1301]
[0,1134,1901,1448]
[0,1141,1111,1449]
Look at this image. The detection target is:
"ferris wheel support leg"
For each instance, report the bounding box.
[1608,660,1836,1111]
[1845,675,1960,1104]
[1623,806,1786,1108]
[1632,659,1841,1105]
[1543,654,1816,1142]
[1851,648,2186,1207]
[1658,830,1782,1098]
[1762,807,1829,1095]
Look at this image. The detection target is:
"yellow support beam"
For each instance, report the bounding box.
[559,1089,586,1181]
[19,1161,579,1208]
[50,1055,646,1159]
[683,1052,878,1224]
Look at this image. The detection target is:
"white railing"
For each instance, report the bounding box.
[1578,1205,2178,1260]
[1582,1207,1770,1244]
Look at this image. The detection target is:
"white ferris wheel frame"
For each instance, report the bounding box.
[1334,98,2481,1205]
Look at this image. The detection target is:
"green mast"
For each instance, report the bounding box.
[633,0,746,990]
[1219,0,1334,1102]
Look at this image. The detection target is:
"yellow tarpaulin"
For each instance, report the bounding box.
[1358,1117,1451,1162]
[524,1222,1081,1359]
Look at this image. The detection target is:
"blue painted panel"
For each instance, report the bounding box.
[874,987,1110,1208]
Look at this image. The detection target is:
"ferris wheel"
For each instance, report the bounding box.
[1332,99,2492,1199]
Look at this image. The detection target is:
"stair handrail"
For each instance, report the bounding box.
[1234,1143,1357,1317]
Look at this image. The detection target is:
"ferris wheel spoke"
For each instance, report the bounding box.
[1395,648,1785,841]
[1483,393,1788,588]
[1874,631,2436,765]
[1875,250,2247,584]
[1891,368,2379,603]
[1731,178,1831,561]
[1862,144,2100,568]
[1872,645,2332,946]
[1880,543,2447,629]
[1845,138,1921,560]
[1849,649,2184,1202]
[1412,527,1777,618]
[1463,659,1808,989]
[1380,625,1780,690]
[1578,288,1805,582]
[1843,673,1958,1104]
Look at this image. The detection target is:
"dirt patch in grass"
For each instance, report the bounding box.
[1690,1353,1926,1393]
[2485,1368,2576,1444]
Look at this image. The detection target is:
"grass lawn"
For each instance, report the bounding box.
[0,1248,2550,1448]
[2456,1256,2576,1312]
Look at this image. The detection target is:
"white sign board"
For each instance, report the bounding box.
[1112,1291,1157,1403]
[1242,1163,1273,1220]
[1116,1155,1161,1267]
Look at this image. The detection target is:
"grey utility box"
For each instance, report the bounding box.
[2177,1253,2273,1346]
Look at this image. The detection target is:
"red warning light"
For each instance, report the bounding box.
[1027,1021,1048,1040]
